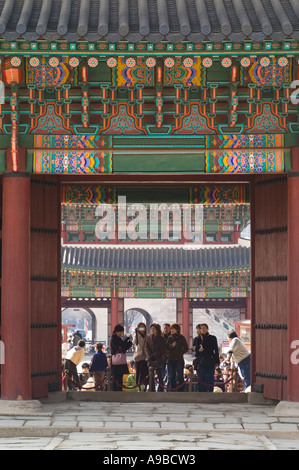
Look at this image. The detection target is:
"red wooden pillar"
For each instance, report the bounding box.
[246,294,251,320]
[110,278,119,332]
[1,172,31,400]
[182,298,190,343]
[288,149,299,402]
[110,298,119,331]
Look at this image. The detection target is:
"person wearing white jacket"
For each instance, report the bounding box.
[133,322,148,389]
[65,340,86,390]
[228,332,251,390]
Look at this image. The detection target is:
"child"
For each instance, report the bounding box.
[89,343,108,391]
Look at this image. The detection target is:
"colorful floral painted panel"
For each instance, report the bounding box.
[111,57,155,87]
[26,56,78,87]
[164,57,204,87]
[205,150,285,173]
[241,57,292,86]
[62,184,116,204]
[34,135,112,150]
[33,150,113,174]
[190,184,250,204]
[209,134,284,149]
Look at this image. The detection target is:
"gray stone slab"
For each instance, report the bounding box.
[275,401,299,417]
[270,423,299,431]
[0,419,25,427]
[214,423,244,430]
[23,419,52,427]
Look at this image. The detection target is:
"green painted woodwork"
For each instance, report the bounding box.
[1,39,299,55]
[0,38,298,176]
[61,266,250,300]
[113,153,206,173]
[0,150,6,173]
[112,137,207,148]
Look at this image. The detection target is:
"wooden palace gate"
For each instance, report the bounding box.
[0,0,299,402]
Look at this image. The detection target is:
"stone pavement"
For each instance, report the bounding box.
[0,395,299,450]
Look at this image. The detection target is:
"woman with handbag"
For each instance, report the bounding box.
[194,323,220,392]
[110,324,132,391]
[133,322,148,390]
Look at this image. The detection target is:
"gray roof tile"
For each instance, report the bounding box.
[62,245,251,272]
[0,0,298,43]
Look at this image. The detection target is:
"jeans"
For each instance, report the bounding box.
[238,354,251,390]
[65,359,80,390]
[197,365,215,392]
[149,367,164,392]
[168,360,185,392]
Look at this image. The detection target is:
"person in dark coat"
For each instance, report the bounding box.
[194,323,220,392]
[89,343,108,391]
[110,324,132,391]
[166,323,189,392]
[144,323,166,392]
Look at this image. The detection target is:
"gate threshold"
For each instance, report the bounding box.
[44,392,277,406]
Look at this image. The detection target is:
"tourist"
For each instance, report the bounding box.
[194,324,219,392]
[79,362,90,387]
[219,353,231,392]
[144,323,166,392]
[163,323,171,341]
[219,353,230,372]
[227,331,251,390]
[110,324,132,391]
[72,330,82,346]
[162,323,171,386]
[89,343,108,391]
[166,323,189,392]
[133,322,148,390]
[64,340,86,390]
[215,367,225,392]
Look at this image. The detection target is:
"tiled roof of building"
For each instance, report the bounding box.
[1,0,299,43]
[62,245,251,272]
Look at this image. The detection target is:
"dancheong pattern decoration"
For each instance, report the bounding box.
[206,149,285,174]
[240,56,292,87]
[208,134,285,149]
[61,266,250,300]
[0,2,298,175]
[33,150,113,174]
[34,135,112,150]
[111,57,155,87]
[190,184,250,204]
[26,56,79,87]
[61,184,249,205]
[62,185,117,205]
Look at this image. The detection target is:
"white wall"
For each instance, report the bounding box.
[124,298,177,329]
